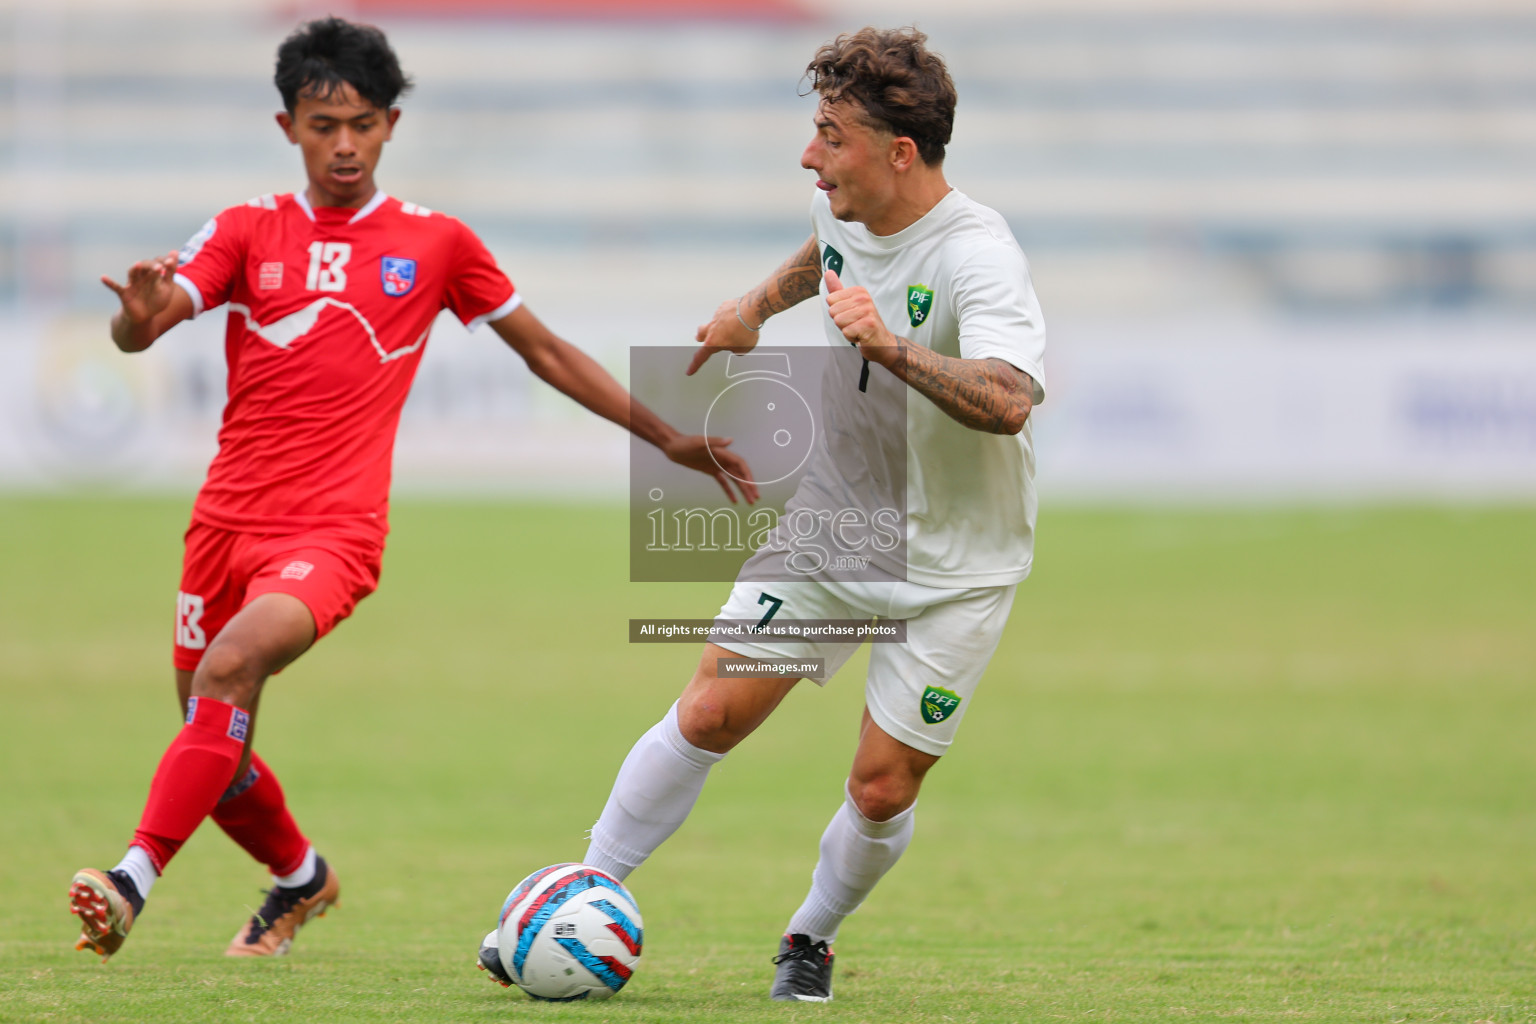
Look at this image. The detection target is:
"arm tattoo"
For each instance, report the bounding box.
[743,235,822,326]
[888,343,1034,435]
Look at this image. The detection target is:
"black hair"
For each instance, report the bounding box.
[274,17,412,114]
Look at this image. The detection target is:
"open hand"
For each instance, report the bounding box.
[662,433,759,505]
[686,297,761,376]
[101,251,180,325]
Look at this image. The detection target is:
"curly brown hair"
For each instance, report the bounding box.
[805,27,956,166]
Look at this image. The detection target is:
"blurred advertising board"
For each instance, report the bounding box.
[2,312,1534,500]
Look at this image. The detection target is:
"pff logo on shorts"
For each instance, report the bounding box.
[920,686,961,724]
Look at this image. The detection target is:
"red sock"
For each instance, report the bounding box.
[211,752,310,877]
[131,697,250,872]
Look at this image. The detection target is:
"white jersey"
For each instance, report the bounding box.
[797,186,1047,589]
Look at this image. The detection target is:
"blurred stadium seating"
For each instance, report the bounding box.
[1,0,1533,496]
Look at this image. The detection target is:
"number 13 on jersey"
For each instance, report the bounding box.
[306,241,350,292]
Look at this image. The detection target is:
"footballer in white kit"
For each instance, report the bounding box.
[556,27,1043,1004]
[712,181,1045,757]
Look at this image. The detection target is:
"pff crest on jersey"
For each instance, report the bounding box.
[907,284,934,328]
[381,256,417,297]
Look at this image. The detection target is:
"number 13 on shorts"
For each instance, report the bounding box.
[176,591,207,649]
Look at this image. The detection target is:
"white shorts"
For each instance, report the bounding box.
[711,559,1017,758]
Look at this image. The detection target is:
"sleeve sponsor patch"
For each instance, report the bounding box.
[179,218,217,267]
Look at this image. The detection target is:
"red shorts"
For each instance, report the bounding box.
[173,521,384,672]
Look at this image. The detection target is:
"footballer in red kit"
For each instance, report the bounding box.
[175,190,519,537]
[69,17,757,963]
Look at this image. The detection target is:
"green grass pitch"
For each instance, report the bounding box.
[1,497,1533,1023]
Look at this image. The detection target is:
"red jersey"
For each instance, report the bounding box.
[173,191,517,539]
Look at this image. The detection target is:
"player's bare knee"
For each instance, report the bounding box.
[676,688,740,752]
[190,643,265,708]
[847,772,918,822]
[852,787,912,823]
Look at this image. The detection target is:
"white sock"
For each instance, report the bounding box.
[786,786,916,943]
[113,846,158,900]
[273,845,316,889]
[585,702,725,881]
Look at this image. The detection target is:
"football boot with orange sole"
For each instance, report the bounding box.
[225,855,340,957]
[69,869,137,961]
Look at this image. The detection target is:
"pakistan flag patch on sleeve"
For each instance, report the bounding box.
[822,243,844,276]
[907,284,935,327]
[920,685,961,724]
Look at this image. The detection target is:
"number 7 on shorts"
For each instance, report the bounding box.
[754,592,784,631]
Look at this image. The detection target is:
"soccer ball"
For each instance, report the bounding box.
[494,863,644,1001]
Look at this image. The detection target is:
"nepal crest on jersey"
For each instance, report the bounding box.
[381,256,416,297]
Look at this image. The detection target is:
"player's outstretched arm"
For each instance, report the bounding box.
[883,346,1034,435]
[686,233,822,376]
[102,251,194,353]
[824,269,1033,435]
[490,305,759,504]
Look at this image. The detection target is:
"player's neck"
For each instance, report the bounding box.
[304,181,379,212]
[862,169,951,237]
